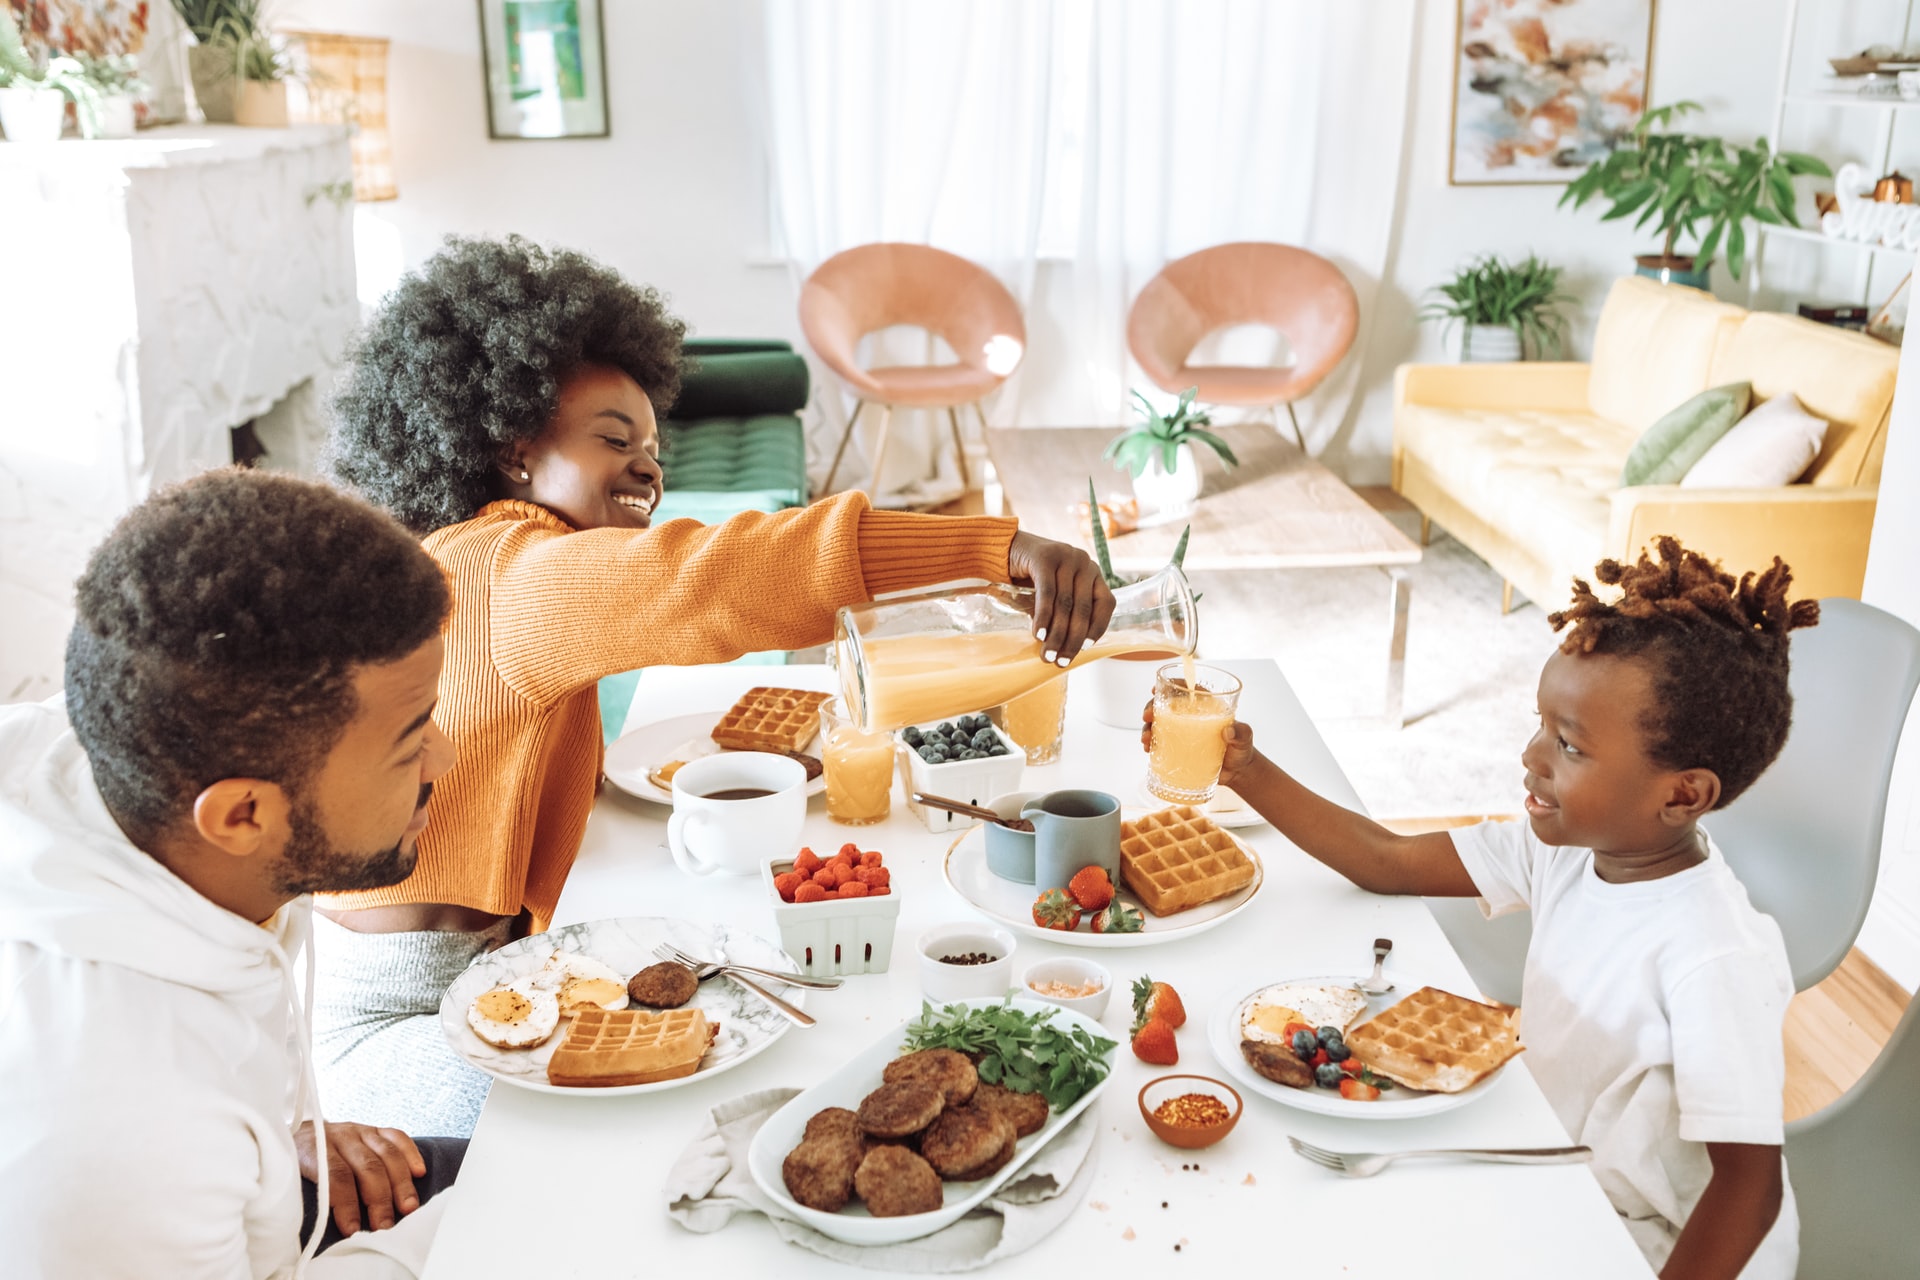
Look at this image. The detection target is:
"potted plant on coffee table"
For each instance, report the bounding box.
[1559,100,1830,288]
[0,12,102,142]
[1105,387,1238,520]
[1420,253,1572,362]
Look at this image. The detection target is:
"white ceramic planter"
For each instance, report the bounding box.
[235,79,288,127]
[0,86,67,143]
[1130,441,1201,517]
[97,94,137,139]
[1461,324,1523,362]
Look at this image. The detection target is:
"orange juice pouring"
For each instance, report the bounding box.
[1147,661,1241,804]
[819,697,894,825]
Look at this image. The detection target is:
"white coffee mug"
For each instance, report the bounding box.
[667,752,807,877]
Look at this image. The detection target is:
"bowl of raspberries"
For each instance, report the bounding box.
[765,844,902,976]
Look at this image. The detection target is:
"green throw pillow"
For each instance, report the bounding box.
[1620,383,1753,487]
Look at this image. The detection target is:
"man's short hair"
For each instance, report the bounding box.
[64,468,452,848]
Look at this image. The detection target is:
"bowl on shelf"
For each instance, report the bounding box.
[1138,1074,1244,1150]
[1831,55,1881,76]
[1019,956,1113,1019]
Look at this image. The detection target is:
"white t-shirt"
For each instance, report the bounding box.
[1451,820,1797,1279]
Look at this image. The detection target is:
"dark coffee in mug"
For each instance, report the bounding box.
[700,787,776,801]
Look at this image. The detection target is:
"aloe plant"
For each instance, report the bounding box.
[1104,388,1239,479]
[1086,478,1196,599]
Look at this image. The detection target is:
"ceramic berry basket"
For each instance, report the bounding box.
[896,717,1026,833]
[762,857,901,976]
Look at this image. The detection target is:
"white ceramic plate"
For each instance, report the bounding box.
[1207,971,1511,1119]
[438,916,804,1097]
[604,711,826,805]
[941,812,1263,949]
[746,996,1115,1245]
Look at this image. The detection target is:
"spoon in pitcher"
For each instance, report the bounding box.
[911,792,1034,832]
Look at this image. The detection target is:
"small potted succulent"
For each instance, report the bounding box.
[0,12,101,142]
[75,53,147,138]
[1105,387,1238,518]
[1421,253,1573,362]
[1079,477,1196,728]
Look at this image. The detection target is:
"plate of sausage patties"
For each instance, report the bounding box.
[747,997,1117,1245]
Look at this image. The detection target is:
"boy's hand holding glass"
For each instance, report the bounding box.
[1139,701,1258,791]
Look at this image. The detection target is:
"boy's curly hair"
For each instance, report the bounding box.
[1548,536,1820,807]
[326,235,687,534]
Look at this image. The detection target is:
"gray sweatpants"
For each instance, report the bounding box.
[310,914,512,1139]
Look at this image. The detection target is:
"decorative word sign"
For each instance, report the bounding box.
[1821,163,1920,249]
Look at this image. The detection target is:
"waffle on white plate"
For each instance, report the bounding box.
[1118,805,1257,915]
[1344,986,1523,1093]
[545,1007,716,1087]
[710,687,831,754]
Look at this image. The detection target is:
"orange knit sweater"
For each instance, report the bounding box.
[318,492,1016,929]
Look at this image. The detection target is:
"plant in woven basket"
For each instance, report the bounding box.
[1420,254,1572,360]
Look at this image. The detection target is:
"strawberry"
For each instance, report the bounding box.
[1066,865,1114,912]
[793,848,823,876]
[1310,1048,1330,1068]
[1130,1017,1179,1065]
[1131,975,1187,1030]
[1338,1077,1380,1102]
[1340,1057,1364,1077]
[794,881,829,903]
[1031,888,1082,931]
[1090,901,1143,934]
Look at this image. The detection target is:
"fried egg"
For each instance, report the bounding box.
[538,951,632,1014]
[1241,983,1369,1045]
[467,979,560,1049]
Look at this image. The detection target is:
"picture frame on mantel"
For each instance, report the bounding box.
[477,0,609,140]
[1448,0,1656,186]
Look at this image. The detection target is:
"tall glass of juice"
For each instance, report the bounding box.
[990,674,1070,764]
[1146,663,1242,804]
[820,697,895,825]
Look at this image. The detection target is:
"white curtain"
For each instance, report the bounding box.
[765,0,1417,504]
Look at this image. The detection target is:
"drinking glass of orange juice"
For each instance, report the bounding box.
[990,675,1069,764]
[821,697,895,825]
[1146,662,1242,804]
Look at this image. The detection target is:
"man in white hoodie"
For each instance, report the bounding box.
[0,469,463,1278]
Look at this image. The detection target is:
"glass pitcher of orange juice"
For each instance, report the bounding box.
[835,564,1196,732]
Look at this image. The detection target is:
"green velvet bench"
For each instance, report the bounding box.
[599,338,814,740]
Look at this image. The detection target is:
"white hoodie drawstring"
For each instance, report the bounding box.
[269,917,329,1277]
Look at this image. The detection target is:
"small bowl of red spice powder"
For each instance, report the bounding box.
[1138,1074,1243,1150]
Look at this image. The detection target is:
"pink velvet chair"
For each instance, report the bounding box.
[1127,243,1359,449]
[799,243,1026,496]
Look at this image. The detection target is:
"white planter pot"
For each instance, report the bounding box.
[0,86,67,143]
[1461,324,1523,363]
[1082,652,1178,728]
[235,80,289,128]
[97,94,137,139]
[1130,441,1202,517]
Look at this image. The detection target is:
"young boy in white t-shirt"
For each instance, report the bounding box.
[1150,538,1816,1279]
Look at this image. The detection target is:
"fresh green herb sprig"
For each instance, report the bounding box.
[902,1000,1117,1111]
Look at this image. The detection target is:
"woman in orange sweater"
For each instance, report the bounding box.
[315,236,1114,1134]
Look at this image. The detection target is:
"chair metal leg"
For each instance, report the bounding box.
[1420,514,1431,547]
[1385,568,1410,730]
[822,399,866,495]
[1284,401,1307,450]
[1501,580,1514,616]
[866,405,896,499]
[947,405,972,492]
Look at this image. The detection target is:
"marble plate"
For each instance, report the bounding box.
[604,711,827,805]
[941,813,1263,949]
[1206,971,1511,1119]
[438,916,804,1097]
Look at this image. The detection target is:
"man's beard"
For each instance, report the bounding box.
[271,783,430,897]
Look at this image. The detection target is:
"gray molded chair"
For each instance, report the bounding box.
[1427,597,1920,1002]
[1786,988,1920,1278]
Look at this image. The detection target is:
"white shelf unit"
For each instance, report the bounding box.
[1752,0,1920,314]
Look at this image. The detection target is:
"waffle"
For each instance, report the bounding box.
[545,1008,714,1088]
[1344,986,1523,1094]
[710,687,830,754]
[1118,805,1257,916]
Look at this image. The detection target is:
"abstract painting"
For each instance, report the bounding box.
[478,0,608,139]
[1450,0,1655,185]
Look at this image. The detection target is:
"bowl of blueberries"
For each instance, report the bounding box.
[897,715,1026,833]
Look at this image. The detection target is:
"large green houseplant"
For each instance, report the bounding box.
[1421,253,1573,361]
[1559,101,1830,286]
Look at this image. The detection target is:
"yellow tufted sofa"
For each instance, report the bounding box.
[1391,276,1900,614]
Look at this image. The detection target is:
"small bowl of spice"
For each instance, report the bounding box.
[1019,956,1112,1020]
[1138,1074,1243,1150]
[917,922,1017,1004]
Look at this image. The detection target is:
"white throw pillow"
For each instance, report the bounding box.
[1680,392,1829,488]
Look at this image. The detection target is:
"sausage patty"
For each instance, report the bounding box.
[882,1048,978,1107]
[782,1136,862,1212]
[856,1081,945,1138]
[853,1145,944,1217]
[971,1081,1050,1138]
[918,1104,1016,1181]
[1241,1038,1314,1089]
[626,961,699,1009]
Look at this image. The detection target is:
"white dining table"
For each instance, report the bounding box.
[422,659,1651,1278]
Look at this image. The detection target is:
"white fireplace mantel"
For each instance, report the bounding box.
[0,124,357,701]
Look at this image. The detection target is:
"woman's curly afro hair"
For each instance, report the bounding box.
[1548,536,1820,808]
[326,235,687,534]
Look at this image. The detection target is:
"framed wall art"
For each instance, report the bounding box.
[1449,0,1656,186]
[478,0,609,140]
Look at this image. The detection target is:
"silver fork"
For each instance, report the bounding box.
[1288,1134,1591,1178]
[656,942,841,990]
[648,944,815,1028]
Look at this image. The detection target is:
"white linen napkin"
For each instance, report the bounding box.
[664,1087,1099,1272]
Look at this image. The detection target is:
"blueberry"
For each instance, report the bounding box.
[1291,1029,1318,1059]
[903,727,924,747]
[1314,1062,1343,1088]
[959,749,981,760]
[988,743,1009,756]
[1324,1040,1351,1062]
[962,714,987,731]
[1316,1026,1342,1043]
[971,730,998,749]
[917,746,940,763]
[937,721,956,737]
